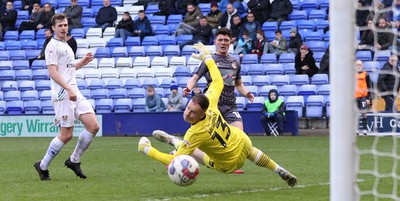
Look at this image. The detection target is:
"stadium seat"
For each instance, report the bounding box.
[306,95,325,118]
[18,80,35,91]
[236,97,247,111]
[303,31,323,41]
[279,84,298,101]
[0,51,10,61]
[252,75,271,87]
[95,47,111,58]
[77,79,87,90]
[145,4,159,14]
[116,57,133,68]
[98,58,115,68]
[182,45,197,56]
[26,50,41,60]
[6,100,24,114]
[167,14,182,24]
[95,99,114,113]
[129,46,145,57]
[132,98,146,112]
[356,51,372,61]
[0,70,15,80]
[124,78,141,89]
[309,10,327,20]
[289,10,308,20]
[160,78,177,89]
[279,20,297,31]
[316,20,329,31]
[286,95,304,118]
[35,80,51,91]
[173,66,192,77]
[145,45,163,56]
[260,53,277,64]
[101,68,119,79]
[159,36,176,46]
[103,27,116,39]
[151,56,169,68]
[148,15,165,25]
[374,50,391,62]
[21,90,38,101]
[112,47,128,57]
[9,50,26,60]
[283,63,296,74]
[133,57,151,68]
[298,84,317,103]
[290,74,309,87]
[2,81,18,91]
[89,38,107,48]
[12,60,29,70]
[246,96,264,111]
[313,51,324,63]
[0,100,5,114]
[177,76,191,88]
[262,21,278,32]
[4,40,20,50]
[259,85,278,97]
[38,90,51,101]
[15,69,33,80]
[142,78,159,88]
[20,30,35,40]
[91,89,109,99]
[87,79,105,89]
[76,39,89,48]
[311,74,329,85]
[125,37,141,46]
[271,75,290,87]
[41,100,55,114]
[187,56,201,67]
[265,64,284,75]
[307,41,325,52]
[142,36,159,46]
[31,60,46,70]
[119,68,137,79]
[20,40,38,50]
[176,35,193,45]
[317,84,330,101]
[107,38,124,47]
[80,89,91,99]
[81,17,96,27]
[154,68,172,78]
[242,54,259,64]
[296,19,315,30]
[109,88,127,99]
[128,88,146,98]
[32,69,49,80]
[240,75,252,86]
[13,0,22,9]
[4,90,21,101]
[4,30,19,40]
[169,56,186,67]
[154,26,171,36]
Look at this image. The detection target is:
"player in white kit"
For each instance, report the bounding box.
[34,14,99,180]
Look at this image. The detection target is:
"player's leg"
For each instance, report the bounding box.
[138,137,175,165]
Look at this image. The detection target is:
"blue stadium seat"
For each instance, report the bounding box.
[95,99,114,113]
[31,60,46,69]
[107,38,124,47]
[125,37,141,46]
[21,40,38,50]
[41,100,54,114]
[279,20,297,31]
[105,79,123,89]
[262,21,278,32]
[109,88,127,99]
[2,81,18,91]
[21,90,38,101]
[4,90,21,101]
[246,96,264,111]
[20,30,35,40]
[177,76,190,88]
[132,98,146,112]
[91,89,109,99]
[260,53,277,64]
[82,8,94,17]
[198,3,211,13]
[271,75,290,87]
[26,49,41,59]
[0,51,10,61]
[315,20,329,31]
[95,47,111,58]
[13,0,22,9]
[246,64,264,75]
[246,85,259,96]
[110,0,122,6]
[319,0,329,9]
[77,79,87,90]
[298,84,317,103]
[35,29,46,39]
[32,69,49,80]
[0,91,4,100]
[241,75,252,86]
[142,36,159,46]
[374,50,391,62]
[87,79,105,90]
[124,78,141,89]
[142,78,160,88]
[145,4,159,14]
[129,46,145,57]
[182,45,197,56]
[111,47,128,57]
[9,50,26,60]
[265,64,283,75]
[283,63,296,74]
[309,10,327,20]
[145,45,163,56]
[6,100,24,114]
[300,0,319,12]
[279,84,297,101]
[71,28,86,39]
[313,51,324,62]
[164,45,180,56]
[18,80,35,91]
[259,85,278,97]
[303,31,323,41]
[279,52,295,63]
[35,80,51,91]
[252,75,271,87]
[317,84,330,102]
[236,97,247,111]
[13,60,30,70]
[307,41,325,52]
[0,70,15,80]
[296,19,315,30]
[114,98,132,113]
[290,74,309,88]
[306,95,325,118]
[286,95,304,118]
[80,89,91,99]
[289,10,308,20]
[0,60,12,70]
[154,26,171,35]
[148,15,165,25]
[160,77,176,88]
[173,66,191,77]
[167,14,182,24]
[4,30,19,40]
[264,30,276,41]
[128,88,146,98]
[38,90,51,101]
[242,54,259,64]
[15,69,32,80]
[176,35,192,45]
[0,100,5,114]
[81,17,96,27]
[356,51,372,61]
[159,35,176,45]
[311,74,329,85]
[0,41,4,50]
[58,0,71,8]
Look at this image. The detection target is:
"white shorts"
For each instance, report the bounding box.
[53,95,95,128]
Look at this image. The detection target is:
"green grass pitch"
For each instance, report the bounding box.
[0,136,396,201]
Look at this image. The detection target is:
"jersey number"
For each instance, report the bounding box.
[211,115,231,147]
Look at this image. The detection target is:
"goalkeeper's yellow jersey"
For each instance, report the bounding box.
[175,58,249,172]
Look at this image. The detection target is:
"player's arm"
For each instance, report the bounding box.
[235,81,254,102]
[75,52,94,70]
[184,74,201,96]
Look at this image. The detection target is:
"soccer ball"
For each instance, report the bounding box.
[167,155,200,186]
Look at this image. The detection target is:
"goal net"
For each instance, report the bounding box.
[331,0,400,201]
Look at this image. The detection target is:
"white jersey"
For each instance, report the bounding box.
[45,38,78,101]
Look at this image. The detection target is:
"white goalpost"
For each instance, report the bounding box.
[330,0,357,201]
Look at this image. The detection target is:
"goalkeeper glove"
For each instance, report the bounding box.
[191,42,210,61]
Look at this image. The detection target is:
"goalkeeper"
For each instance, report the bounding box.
[138,43,297,187]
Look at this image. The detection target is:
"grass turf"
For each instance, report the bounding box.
[0,136,396,201]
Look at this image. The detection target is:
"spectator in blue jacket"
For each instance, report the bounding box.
[145,85,165,112]
[114,12,134,43]
[93,0,117,31]
[133,10,153,42]
[239,12,261,41]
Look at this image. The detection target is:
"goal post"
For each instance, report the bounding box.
[330,0,357,201]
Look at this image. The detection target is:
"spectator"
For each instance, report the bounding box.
[356,0,372,36]
[93,0,117,31]
[179,16,212,50]
[114,12,134,43]
[386,0,400,30]
[206,2,223,37]
[287,27,303,54]
[264,29,287,57]
[230,14,242,46]
[251,30,267,58]
[0,1,17,39]
[191,85,202,96]
[317,45,329,76]
[355,60,372,136]
[63,0,83,32]
[153,0,176,17]
[165,83,184,111]
[247,0,270,25]
[22,0,40,14]
[268,0,293,26]
[260,89,285,136]
[133,10,152,42]
[132,0,157,9]
[145,85,165,112]
[377,55,400,112]
[175,0,197,15]
[219,0,246,16]
[294,43,318,78]
[239,12,261,41]
[29,28,52,65]
[218,3,237,29]
[234,30,252,57]
[36,3,55,30]
[18,2,41,33]
[175,4,203,36]
[375,18,398,51]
